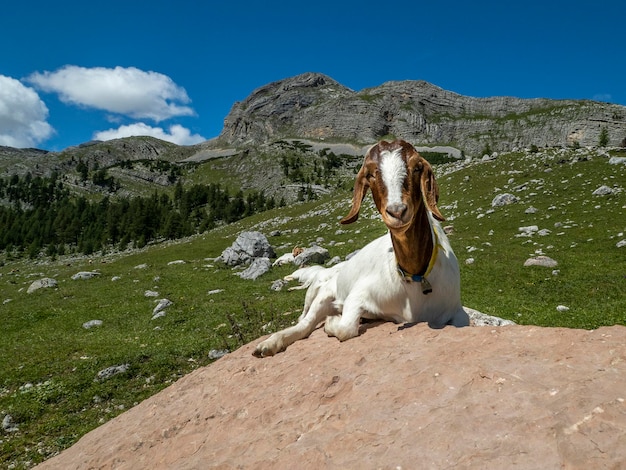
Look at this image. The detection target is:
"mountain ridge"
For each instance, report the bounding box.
[216,72,626,153]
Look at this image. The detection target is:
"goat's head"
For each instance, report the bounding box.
[340,140,444,230]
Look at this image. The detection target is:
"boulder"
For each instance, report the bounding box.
[36,323,626,469]
[218,231,276,266]
[237,257,272,280]
[491,193,519,207]
[71,271,100,280]
[524,255,558,268]
[27,277,58,294]
[294,246,330,266]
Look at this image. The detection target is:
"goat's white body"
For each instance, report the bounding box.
[254,214,468,356]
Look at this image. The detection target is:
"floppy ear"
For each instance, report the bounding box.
[340,164,370,224]
[419,159,445,221]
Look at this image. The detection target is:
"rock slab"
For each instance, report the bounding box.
[37,323,626,469]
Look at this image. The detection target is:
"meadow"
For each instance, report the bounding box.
[1,146,625,468]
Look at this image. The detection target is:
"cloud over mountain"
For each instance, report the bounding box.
[0,75,54,148]
[27,66,195,121]
[93,122,205,145]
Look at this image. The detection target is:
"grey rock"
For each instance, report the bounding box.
[464,307,516,326]
[83,320,103,329]
[219,231,276,266]
[294,246,330,266]
[144,290,159,297]
[153,299,173,315]
[524,256,558,268]
[95,364,129,382]
[270,279,288,291]
[592,185,614,196]
[617,239,626,248]
[27,277,58,294]
[609,156,626,165]
[71,271,100,280]
[2,414,18,432]
[238,257,272,280]
[491,193,519,207]
[208,349,229,360]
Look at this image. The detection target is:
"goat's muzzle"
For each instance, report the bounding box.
[385,202,407,221]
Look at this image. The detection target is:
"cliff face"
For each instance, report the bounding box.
[220,72,626,154]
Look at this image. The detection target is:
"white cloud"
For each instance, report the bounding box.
[0,75,54,148]
[93,122,205,145]
[27,66,195,121]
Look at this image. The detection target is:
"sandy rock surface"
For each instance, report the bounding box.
[37,322,626,469]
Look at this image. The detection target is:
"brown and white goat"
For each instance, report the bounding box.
[254,140,469,357]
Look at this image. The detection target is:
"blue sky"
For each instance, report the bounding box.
[2,0,625,151]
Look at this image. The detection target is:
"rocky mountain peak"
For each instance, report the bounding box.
[218,73,626,154]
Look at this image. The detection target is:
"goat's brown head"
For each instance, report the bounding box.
[340,140,444,230]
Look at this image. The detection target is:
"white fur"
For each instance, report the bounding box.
[379,149,406,206]
[254,213,469,357]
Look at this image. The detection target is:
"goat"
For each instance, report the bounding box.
[253,139,469,357]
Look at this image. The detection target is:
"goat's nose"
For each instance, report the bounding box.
[386,203,407,220]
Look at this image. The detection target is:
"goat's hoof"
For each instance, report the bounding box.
[253,338,283,358]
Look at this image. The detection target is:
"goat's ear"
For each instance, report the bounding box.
[340,165,370,224]
[420,159,445,221]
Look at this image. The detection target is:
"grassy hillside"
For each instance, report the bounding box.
[1,147,625,468]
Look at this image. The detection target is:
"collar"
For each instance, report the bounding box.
[396,218,440,295]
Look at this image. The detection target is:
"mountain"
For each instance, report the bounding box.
[2,72,626,200]
[217,72,626,153]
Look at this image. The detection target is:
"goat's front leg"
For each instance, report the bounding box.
[253,292,335,357]
[324,301,362,342]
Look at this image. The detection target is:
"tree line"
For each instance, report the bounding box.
[0,173,281,259]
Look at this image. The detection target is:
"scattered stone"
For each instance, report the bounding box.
[491,193,519,207]
[111,276,122,281]
[144,290,159,297]
[326,256,342,267]
[537,229,551,236]
[518,225,539,234]
[464,307,516,326]
[2,414,18,433]
[27,277,58,294]
[208,349,229,360]
[465,258,475,265]
[71,271,100,280]
[556,305,570,312]
[616,240,626,248]
[151,311,166,320]
[83,320,103,329]
[218,231,276,266]
[95,364,129,382]
[208,289,225,295]
[270,279,288,291]
[238,257,272,280]
[134,264,149,270]
[608,156,626,165]
[153,298,173,315]
[167,260,186,265]
[294,246,330,266]
[592,185,613,196]
[524,256,558,268]
[525,206,538,214]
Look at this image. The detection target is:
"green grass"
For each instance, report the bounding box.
[1,147,625,468]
